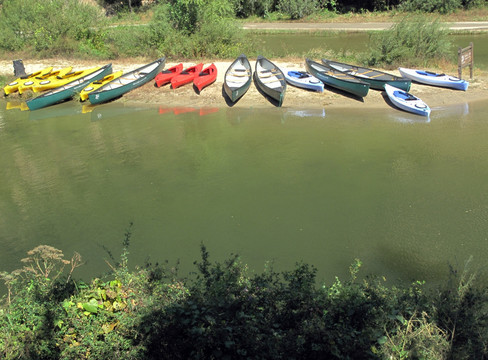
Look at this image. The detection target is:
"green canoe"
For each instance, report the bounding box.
[88,57,165,105]
[223,54,252,103]
[305,58,369,98]
[26,64,112,111]
[254,55,287,107]
[322,58,411,91]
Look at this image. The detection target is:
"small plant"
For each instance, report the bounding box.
[377,312,449,359]
[365,15,451,67]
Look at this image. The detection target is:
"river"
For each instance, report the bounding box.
[1,97,487,289]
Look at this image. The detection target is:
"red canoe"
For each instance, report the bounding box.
[154,63,183,87]
[193,64,218,92]
[171,63,203,89]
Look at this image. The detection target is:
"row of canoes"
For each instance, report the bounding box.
[2,57,217,111]
[222,55,468,116]
[3,55,469,116]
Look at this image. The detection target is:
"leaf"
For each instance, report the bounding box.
[377,336,388,345]
[396,315,406,324]
[82,299,99,314]
[102,321,118,334]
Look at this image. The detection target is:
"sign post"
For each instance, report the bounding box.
[458,42,474,79]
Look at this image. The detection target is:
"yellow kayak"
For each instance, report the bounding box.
[79,70,123,101]
[3,66,53,95]
[18,67,73,94]
[32,66,102,93]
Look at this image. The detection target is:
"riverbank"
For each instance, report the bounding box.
[2,59,488,110]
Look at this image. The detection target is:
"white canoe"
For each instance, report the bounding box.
[282,69,324,92]
[384,84,431,117]
[398,67,468,91]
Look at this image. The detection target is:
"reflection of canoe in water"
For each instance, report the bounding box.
[398,67,469,91]
[26,64,113,111]
[384,84,431,117]
[3,66,53,95]
[89,103,150,122]
[89,57,165,105]
[28,102,86,121]
[6,101,29,111]
[158,107,220,116]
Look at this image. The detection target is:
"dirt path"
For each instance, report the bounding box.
[241,21,488,31]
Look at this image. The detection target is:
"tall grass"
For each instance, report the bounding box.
[365,16,452,67]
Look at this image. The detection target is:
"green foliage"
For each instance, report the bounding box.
[148,0,243,58]
[232,0,277,18]
[0,0,105,55]
[365,16,451,67]
[277,0,318,19]
[2,241,488,359]
[398,0,462,14]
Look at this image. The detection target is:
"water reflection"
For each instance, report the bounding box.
[158,106,220,116]
[432,102,469,119]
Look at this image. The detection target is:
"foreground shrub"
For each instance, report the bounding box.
[1,241,488,359]
[366,15,451,67]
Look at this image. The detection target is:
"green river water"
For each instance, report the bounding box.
[1,97,487,288]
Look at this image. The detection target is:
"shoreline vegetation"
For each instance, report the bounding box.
[1,239,488,359]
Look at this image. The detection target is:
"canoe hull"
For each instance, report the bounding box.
[398,67,468,91]
[322,59,411,91]
[3,66,53,95]
[171,63,203,89]
[224,54,252,103]
[194,64,217,92]
[89,58,166,105]
[80,70,124,101]
[384,84,431,117]
[305,59,369,98]
[27,64,112,110]
[254,56,286,107]
[155,63,183,87]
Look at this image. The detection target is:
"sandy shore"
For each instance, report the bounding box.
[2,59,487,110]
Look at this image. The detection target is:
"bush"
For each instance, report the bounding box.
[365,16,451,67]
[398,0,462,14]
[0,0,105,54]
[2,242,488,359]
[277,0,318,19]
[148,0,243,58]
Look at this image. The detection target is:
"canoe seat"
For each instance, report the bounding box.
[393,90,417,101]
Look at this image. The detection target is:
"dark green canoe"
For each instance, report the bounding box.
[254,55,287,107]
[305,58,369,98]
[26,64,112,111]
[322,58,411,91]
[223,54,252,103]
[88,57,166,105]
